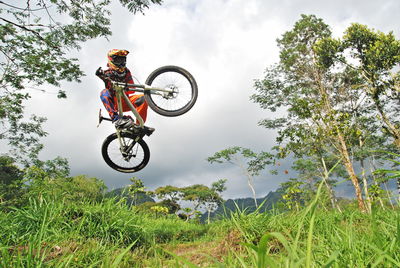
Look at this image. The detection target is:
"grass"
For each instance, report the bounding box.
[1,194,399,267]
[0,197,207,267]
[219,184,400,268]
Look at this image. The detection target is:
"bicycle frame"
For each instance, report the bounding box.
[106,80,176,162]
[111,81,178,127]
[114,83,145,127]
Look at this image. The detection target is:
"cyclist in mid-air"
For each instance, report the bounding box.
[96,49,154,134]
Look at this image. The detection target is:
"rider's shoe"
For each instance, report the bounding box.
[114,116,134,129]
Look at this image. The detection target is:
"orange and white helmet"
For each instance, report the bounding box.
[107,49,129,73]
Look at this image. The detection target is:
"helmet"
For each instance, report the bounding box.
[107,49,129,73]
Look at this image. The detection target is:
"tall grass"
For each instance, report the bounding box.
[0,197,207,267]
[164,184,400,267]
[1,192,399,267]
[222,187,400,267]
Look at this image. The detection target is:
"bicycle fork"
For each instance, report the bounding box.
[116,129,142,161]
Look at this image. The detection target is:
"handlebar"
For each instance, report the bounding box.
[96,67,175,95]
[96,67,146,91]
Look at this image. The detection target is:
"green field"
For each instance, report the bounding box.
[1,194,399,267]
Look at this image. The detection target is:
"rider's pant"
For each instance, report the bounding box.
[100,89,148,123]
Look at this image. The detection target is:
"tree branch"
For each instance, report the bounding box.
[0,0,48,11]
[0,17,60,49]
[0,17,46,42]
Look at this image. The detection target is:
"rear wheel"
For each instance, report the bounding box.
[145,65,198,117]
[102,132,150,173]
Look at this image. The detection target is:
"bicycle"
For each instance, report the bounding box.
[97,65,198,173]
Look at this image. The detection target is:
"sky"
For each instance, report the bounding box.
[21,0,400,199]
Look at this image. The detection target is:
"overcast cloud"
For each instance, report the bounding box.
[21,0,400,199]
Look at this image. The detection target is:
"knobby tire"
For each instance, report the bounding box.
[144,65,198,117]
[101,132,150,173]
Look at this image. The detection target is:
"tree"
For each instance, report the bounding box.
[181,183,225,223]
[316,24,400,203]
[0,0,162,163]
[45,175,106,202]
[211,178,227,194]
[205,179,227,223]
[150,205,169,217]
[151,181,226,221]
[128,177,146,206]
[290,157,343,211]
[181,184,211,214]
[251,15,369,211]
[0,155,24,205]
[24,156,70,182]
[152,185,182,213]
[22,160,106,203]
[279,178,305,211]
[208,147,274,207]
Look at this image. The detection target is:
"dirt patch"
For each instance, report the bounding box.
[165,229,244,266]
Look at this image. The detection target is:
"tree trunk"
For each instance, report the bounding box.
[321,157,341,212]
[359,138,372,213]
[313,69,365,211]
[360,159,372,213]
[246,174,258,207]
[240,161,258,207]
[337,133,366,212]
[360,164,371,213]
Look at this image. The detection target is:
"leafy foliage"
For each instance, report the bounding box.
[0,156,107,209]
[0,0,162,163]
[280,178,305,211]
[208,147,275,207]
[0,155,24,205]
[128,177,147,205]
[315,23,400,148]
[150,180,227,222]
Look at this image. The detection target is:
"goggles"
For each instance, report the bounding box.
[111,55,126,66]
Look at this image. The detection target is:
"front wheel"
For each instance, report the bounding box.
[102,132,150,173]
[145,66,198,117]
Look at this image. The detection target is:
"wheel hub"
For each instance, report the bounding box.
[163,84,179,99]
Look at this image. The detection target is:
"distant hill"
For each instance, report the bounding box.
[105,187,155,206]
[202,190,283,221]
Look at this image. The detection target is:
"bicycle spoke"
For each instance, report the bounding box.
[102,133,149,172]
[150,71,192,111]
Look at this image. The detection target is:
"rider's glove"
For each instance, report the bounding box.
[95,67,103,77]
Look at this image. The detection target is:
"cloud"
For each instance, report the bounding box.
[19,0,400,199]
